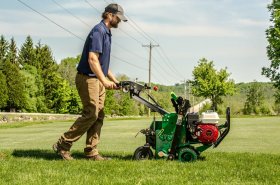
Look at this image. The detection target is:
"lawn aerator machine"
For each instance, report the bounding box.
[118,81,230,162]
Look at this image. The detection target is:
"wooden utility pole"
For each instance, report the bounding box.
[142,42,159,117]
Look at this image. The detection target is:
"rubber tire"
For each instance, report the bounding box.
[178,148,198,162]
[133,146,153,160]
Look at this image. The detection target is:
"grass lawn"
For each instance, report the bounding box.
[0,117,280,184]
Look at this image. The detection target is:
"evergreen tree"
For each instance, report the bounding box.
[37,44,57,73]
[7,38,18,65]
[18,35,36,66]
[0,35,9,69]
[2,60,27,111]
[34,41,43,70]
[34,42,61,112]
[0,71,8,109]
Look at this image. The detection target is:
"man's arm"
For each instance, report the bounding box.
[88,51,116,89]
[107,69,119,84]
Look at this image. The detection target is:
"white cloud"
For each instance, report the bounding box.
[237,18,269,27]
[121,21,243,38]
[0,9,93,38]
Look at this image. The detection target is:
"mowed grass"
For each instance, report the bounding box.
[0,117,280,184]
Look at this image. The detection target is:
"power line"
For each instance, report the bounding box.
[85,0,144,45]
[52,0,91,28]
[17,0,85,41]
[141,46,178,84]
[111,55,147,71]
[85,0,101,14]
[151,62,174,84]
[126,15,159,45]
[102,0,158,44]
[101,0,182,83]
[52,0,147,61]
[142,42,159,117]
[151,55,181,80]
[157,47,185,79]
[17,0,148,72]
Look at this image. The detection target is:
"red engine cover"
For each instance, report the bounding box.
[196,124,219,144]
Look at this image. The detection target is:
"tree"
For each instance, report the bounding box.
[0,35,9,69]
[2,60,27,111]
[0,71,8,109]
[191,58,235,111]
[104,89,118,115]
[20,68,38,112]
[34,43,63,112]
[58,55,80,86]
[18,35,36,66]
[34,42,57,73]
[7,38,18,65]
[262,1,280,103]
[243,82,266,115]
[67,87,82,114]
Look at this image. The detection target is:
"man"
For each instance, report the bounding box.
[53,4,128,160]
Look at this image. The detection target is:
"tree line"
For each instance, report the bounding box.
[1,30,279,116]
[0,35,82,114]
[0,35,173,115]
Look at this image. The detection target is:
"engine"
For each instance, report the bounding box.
[187,111,220,144]
[195,124,219,144]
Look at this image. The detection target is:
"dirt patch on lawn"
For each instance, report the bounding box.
[0,152,7,159]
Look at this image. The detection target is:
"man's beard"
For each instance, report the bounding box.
[110,20,119,28]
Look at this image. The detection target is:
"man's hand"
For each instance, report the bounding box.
[103,79,117,89]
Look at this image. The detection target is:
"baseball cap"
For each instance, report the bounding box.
[105,4,128,22]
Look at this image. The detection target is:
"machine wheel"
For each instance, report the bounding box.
[167,154,175,161]
[178,148,198,162]
[133,146,153,160]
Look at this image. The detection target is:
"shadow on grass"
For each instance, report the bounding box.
[11,149,207,162]
[11,149,134,161]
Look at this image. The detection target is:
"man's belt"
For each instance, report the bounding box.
[77,71,98,78]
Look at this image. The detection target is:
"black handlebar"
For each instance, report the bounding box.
[118,81,168,115]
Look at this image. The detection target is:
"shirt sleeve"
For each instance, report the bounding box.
[89,29,103,54]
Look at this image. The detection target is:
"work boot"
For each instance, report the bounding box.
[52,143,74,161]
[86,154,111,161]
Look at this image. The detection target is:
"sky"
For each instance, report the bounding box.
[0,0,272,85]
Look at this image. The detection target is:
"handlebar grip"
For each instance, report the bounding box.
[144,84,151,89]
[171,92,178,100]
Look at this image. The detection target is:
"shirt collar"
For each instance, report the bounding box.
[101,20,112,36]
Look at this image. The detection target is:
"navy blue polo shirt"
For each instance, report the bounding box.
[77,21,112,77]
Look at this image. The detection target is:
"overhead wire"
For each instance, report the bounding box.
[19,0,178,84]
[102,0,185,83]
[101,0,157,44]
[101,0,180,84]
[126,15,159,45]
[151,62,174,84]
[17,0,147,71]
[52,0,91,28]
[85,0,144,45]
[122,7,186,80]
[151,55,181,80]
[16,0,85,41]
[156,47,186,79]
[53,0,147,61]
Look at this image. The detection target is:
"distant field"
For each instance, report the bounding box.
[0,117,280,184]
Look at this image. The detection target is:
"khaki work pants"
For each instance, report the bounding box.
[58,73,106,157]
